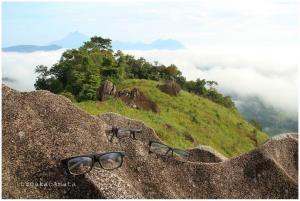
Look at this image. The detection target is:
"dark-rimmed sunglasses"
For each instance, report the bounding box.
[109,127,143,142]
[61,151,125,175]
[149,141,190,160]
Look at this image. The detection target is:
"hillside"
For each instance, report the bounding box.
[77,79,269,157]
[235,96,298,135]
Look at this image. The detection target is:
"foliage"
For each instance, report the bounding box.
[77,79,269,157]
[35,36,235,108]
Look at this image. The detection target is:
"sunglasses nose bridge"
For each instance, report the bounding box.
[165,148,171,156]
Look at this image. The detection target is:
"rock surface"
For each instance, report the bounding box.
[188,145,227,163]
[117,88,160,113]
[96,80,117,101]
[2,85,298,199]
[158,81,181,96]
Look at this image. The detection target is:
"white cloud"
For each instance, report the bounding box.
[2,50,64,91]
[125,44,298,113]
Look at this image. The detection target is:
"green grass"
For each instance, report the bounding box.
[76,79,269,157]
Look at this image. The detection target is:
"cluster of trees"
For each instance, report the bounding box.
[35,36,235,108]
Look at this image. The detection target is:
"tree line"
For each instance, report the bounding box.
[35,36,235,108]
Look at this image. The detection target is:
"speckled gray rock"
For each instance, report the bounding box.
[2,85,137,198]
[188,145,227,163]
[2,85,298,198]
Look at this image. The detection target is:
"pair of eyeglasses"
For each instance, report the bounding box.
[61,151,125,176]
[110,127,143,142]
[149,141,190,160]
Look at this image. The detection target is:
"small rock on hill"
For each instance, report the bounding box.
[96,80,117,101]
[117,88,160,113]
[158,81,181,96]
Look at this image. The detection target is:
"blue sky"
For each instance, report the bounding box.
[3,0,298,47]
[2,0,298,112]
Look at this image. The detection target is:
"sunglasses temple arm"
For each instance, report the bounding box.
[131,131,138,140]
[165,148,173,156]
[59,162,70,176]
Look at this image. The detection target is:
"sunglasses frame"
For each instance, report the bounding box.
[61,151,125,176]
[110,127,143,142]
[148,141,190,159]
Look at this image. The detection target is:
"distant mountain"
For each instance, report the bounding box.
[49,31,90,48]
[112,39,185,50]
[2,44,61,53]
[2,77,17,83]
[234,96,298,136]
[49,32,185,50]
[3,31,185,52]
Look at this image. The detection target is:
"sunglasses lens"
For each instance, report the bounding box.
[98,152,123,170]
[173,149,190,159]
[67,157,93,175]
[150,142,170,155]
[117,129,130,138]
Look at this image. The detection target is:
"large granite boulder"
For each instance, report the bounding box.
[2,85,139,198]
[2,85,298,199]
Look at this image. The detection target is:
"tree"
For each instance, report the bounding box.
[194,79,207,95]
[34,65,51,91]
[164,64,180,78]
[206,80,218,89]
[35,37,104,101]
[81,36,112,52]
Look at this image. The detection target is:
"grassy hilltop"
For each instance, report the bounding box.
[77,79,269,157]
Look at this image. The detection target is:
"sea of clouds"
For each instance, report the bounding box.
[2,50,65,91]
[2,45,298,114]
[126,45,298,114]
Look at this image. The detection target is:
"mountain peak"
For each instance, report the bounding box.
[67,31,87,37]
[49,32,90,48]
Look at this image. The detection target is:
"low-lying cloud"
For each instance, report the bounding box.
[2,45,298,114]
[126,45,298,113]
[2,50,64,91]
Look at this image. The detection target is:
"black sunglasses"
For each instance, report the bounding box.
[149,141,190,160]
[109,127,143,142]
[61,151,125,176]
